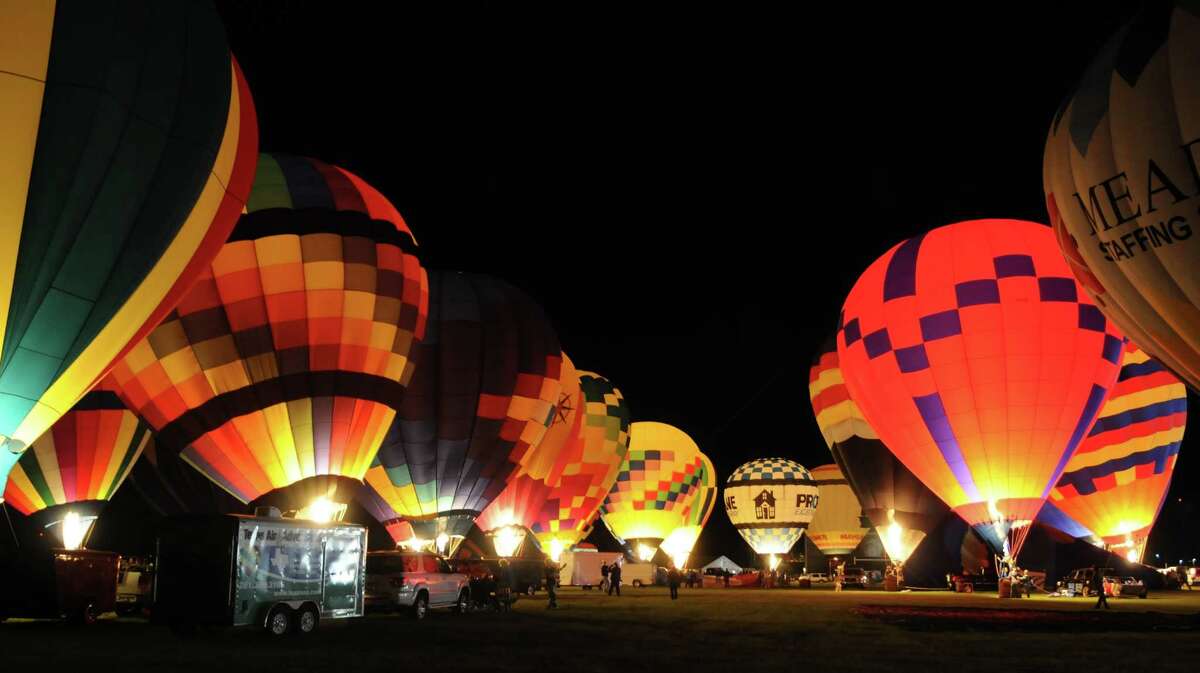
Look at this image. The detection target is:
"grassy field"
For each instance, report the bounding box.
[3,587,1200,672]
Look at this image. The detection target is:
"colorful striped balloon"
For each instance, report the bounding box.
[361,271,561,552]
[4,377,150,518]
[108,154,427,509]
[661,452,718,568]
[1047,343,1186,562]
[0,0,257,495]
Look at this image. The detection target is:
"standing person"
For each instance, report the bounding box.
[723,570,730,588]
[545,559,562,609]
[668,567,681,600]
[1091,566,1109,610]
[608,560,622,596]
[600,562,610,593]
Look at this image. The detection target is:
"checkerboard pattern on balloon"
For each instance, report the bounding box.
[108,155,429,503]
[729,457,812,484]
[601,450,708,513]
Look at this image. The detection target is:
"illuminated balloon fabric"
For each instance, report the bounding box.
[362,271,562,544]
[0,0,258,493]
[660,452,718,565]
[804,464,867,556]
[1046,343,1185,561]
[530,370,632,553]
[475,353,583,534]
[599,422,708,549]
[1043,3,1200,391]
[3,377,149,516]
[837,219,1125,557]
[809,335,949,563]
[107,154,427,505]
[723,458,819,555]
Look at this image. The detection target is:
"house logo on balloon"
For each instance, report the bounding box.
[754,490,776,520]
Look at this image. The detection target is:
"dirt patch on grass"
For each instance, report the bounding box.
[853,604,1200,632]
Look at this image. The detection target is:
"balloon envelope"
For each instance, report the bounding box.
[1044,2,1200,391]
[361,271,561,549]
[837,219,1125,558]
[528,370,631,554]
[1047,343,1185,562]
[3,377,150,523]
[805,464,867,557]
[108,154,427,509]
[809,335,949,563]
[599,422,709,556]
[0,0,257,492]
[724,458,818,556]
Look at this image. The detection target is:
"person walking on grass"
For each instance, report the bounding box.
[608,560,622,596]
[545,559,563,609]
[1091,566,1109,610]
[600,562,610,593]
[668,567,682,600]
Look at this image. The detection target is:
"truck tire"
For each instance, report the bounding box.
[632,580,642,588]
[525,585,536,597]
[296,605,319,635]
[411,593,429,620]
[70,603,99,626]
[452,590,470,614]
[962,583,974,593]
[265,605,293,636]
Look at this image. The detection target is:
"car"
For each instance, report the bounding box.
[797,573,830,583]
[839,567,869,589]
[365,551,470,619]
[447,558,546,606]
[1102,574,1148,599]
[115,555,154,617]
[949,571,999,593]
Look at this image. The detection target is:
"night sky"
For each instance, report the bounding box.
[5,2,1196,566]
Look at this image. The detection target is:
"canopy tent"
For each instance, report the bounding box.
[702,556,743,574]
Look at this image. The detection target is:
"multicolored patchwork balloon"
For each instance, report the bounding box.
[108,154,426,510]
[0,0,257,495]
[528,369,631,559]
[837,219,1125,561]
[1046,342,1185,562]
[599,422,708,560]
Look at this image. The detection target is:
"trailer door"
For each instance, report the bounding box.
[321,527,364,618]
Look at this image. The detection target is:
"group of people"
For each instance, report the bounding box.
[599,560,623,595]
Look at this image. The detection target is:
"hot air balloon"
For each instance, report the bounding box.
[804,464,867,557]
[1046,342,1186,563]
[0,0,258,495]
[360,271,561,555]
[599,422,709,562]
[529,370,631,562]
[475,353,581,557]
[2,377,150,549]
[724,458,819,569]
[660,452,717,570]
[1044,2,1200,391]
[107,153,427,520]
[809,336,950,565]
[837,219,1125,564]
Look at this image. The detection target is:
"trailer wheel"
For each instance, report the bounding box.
[265,605,293,636]
[961,583,974,594]
[69,603,99,626]
[295,605,319,635]
[632,580,642,588]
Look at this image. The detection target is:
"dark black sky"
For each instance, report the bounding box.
[8,1,1196,567]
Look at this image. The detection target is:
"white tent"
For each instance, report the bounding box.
[701,555,743,574]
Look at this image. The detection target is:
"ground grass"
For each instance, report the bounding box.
[3,587,1199,672]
